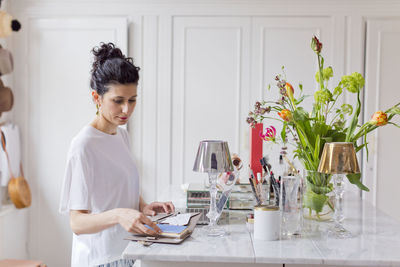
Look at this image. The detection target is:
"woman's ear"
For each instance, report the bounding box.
[91,91,99,104]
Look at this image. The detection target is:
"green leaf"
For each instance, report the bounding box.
[321,136,333,143]
[325,130,346,142]
[293,109,315,147]
[346,173,369,191]
[312,121,330,136]
[341,104,353,116]
[281,122,287,142]
[355,142,368,153]
[388,122,400,128]
[306,181,333,194]
[364,134,369,160]
[303,189,329,213]
[314,135,320,160]
[346,90,361,142]
[293,107,309,121]
[295,95,309,105]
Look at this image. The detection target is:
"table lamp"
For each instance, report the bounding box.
[193,140,234,236]
[318,142,360,238]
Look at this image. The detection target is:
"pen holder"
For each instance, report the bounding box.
[254,205,280,241]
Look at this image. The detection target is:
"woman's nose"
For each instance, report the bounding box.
[122,103,129,113]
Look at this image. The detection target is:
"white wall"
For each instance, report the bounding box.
[363,18,400,219]
[6,0,400,266]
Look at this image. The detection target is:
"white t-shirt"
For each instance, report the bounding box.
[59,125,140,267]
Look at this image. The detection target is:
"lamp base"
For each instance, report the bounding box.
[327,224,352,239]
[203,225,228,237]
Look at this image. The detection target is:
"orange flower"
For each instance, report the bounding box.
[370,111,388,126]
[285,82,294,98]
[278,109,292,122]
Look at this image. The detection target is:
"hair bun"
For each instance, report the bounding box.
[91,42,124,73]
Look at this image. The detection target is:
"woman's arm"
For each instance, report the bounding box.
[70,208,161,236]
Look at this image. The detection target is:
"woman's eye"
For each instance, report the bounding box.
[113,100,123,104]
[129,99,136,103]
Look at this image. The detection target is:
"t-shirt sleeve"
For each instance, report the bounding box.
[59,152,93,214]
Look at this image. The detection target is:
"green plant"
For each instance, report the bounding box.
[247,36,400,217]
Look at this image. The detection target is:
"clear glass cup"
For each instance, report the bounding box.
[280,174,303,237]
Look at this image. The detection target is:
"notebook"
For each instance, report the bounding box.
[125,212,201,244]
[145,224,188,238]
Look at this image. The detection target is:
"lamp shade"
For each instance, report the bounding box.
[318,142,360,174]
[193,140,234,173]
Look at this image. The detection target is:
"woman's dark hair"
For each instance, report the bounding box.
[90,42,140,95]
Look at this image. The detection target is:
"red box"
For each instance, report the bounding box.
[250,123,263,181]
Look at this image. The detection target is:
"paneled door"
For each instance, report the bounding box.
[170,17,252,186]
[251,16,347,182]
[26,17,127,266]
[363,19,400,220]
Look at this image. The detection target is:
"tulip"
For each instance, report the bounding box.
[370,111,388,126]
[246,117,255,124]
[278,109,292,122]
[259,126,277,142]
[311,35,323,54]
[285,82,294,98]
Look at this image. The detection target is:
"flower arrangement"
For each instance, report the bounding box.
[247,36,400,219]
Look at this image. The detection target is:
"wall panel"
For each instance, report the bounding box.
[364,18,400,220]
[251,16,347,175]
[171,17,251,186]
[27,17,127,266]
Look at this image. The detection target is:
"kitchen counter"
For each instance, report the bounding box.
[123,189,400,267]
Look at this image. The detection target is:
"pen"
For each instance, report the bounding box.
[260,157,272,180]
[270,171,280,206]
[260,157,268,174]
[256,173,263,201]
[250,168,257,184]
[250,174,261,199]
[249,177,262,205]
[257,172,263,185]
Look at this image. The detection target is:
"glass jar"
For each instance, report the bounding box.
[302,170,334,221]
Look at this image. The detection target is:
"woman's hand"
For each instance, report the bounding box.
[142,202,175,216]
[116,208,161,236]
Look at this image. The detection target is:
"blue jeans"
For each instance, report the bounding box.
[96,259,135,267]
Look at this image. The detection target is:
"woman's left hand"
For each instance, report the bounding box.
[143,202,175,216]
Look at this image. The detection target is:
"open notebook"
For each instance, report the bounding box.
[125,212,201,244]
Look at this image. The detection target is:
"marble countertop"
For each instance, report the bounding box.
[123,188,400,266]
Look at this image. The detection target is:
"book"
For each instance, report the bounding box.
[145,224,189,238]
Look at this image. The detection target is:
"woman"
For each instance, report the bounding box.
[59,42,174,267]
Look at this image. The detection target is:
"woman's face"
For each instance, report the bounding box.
[97,83,138,126]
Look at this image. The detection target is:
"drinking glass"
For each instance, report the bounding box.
[280,174,303,237]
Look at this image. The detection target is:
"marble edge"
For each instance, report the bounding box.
[123,253,255,263]
[255,257,324,265]
[321,259,400,266]
[123,252,400,266]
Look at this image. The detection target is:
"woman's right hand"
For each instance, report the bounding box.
[116,208,161,236]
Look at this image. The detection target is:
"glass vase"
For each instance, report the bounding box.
[302,170,334,221]
[280,174,303,237]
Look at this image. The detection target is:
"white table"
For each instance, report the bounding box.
[123,191,400,267]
